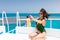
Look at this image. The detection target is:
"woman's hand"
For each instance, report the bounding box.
[29,15,34,20]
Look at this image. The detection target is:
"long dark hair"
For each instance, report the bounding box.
[40,8,50,19]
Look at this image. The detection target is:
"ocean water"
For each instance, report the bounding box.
[0,13,60,33]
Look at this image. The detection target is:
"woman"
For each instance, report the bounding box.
[29,8,49,40]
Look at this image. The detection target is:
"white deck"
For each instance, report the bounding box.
[0,27,60,40]
[0,33,60,40]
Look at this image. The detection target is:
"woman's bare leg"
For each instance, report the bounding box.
[29,32,37,40]
[33,32,46,40]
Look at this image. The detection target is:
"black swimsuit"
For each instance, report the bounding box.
[36,18,46,33]
[36,23,46,33]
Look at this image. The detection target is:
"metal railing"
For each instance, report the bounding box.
[3,11,16,33]
[0,11,4,26]
[0,11,5,33]
[0,11,60,33]
[16,12,60,29]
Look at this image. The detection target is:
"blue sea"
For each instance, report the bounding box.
[0,13,60,33]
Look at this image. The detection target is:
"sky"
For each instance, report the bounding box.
[0,0,60,13]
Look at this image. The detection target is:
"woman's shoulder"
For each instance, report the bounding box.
[37,18,46,21]
[43,18,46,20]
[42,19,46,22]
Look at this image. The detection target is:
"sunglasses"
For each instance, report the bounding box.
[39,13,43,15]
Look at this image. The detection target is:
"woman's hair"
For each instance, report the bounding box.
[40,8,50,19]
[26,16,29,18]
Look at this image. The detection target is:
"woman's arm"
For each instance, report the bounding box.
[30,15,42,24]
[30,15,46,26]
[33,19,46,26]
[33,19,42,24]
[42,19,46,26]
